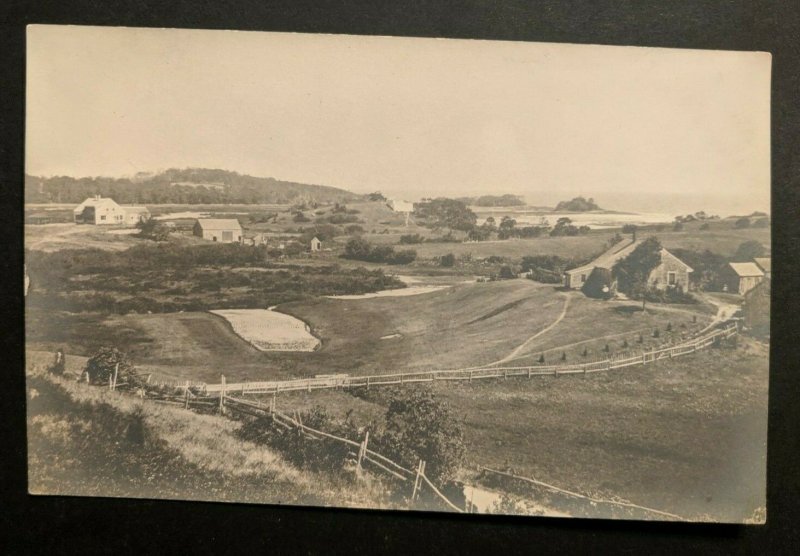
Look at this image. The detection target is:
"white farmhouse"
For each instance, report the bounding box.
[73,195,150,226]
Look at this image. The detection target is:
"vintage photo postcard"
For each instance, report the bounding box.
[25,25,770,522]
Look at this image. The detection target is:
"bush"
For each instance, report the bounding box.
[136,219,173,241]
[399,234,425,244]
[498,266,516,280]
[439,253,456,268]
[376,388,466,484]
[734,217,751,229]
[83,346,140,386]
[342,238,415,265]
[345,224,365,234]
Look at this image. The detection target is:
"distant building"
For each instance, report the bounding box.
[193,218,243,243]
[754,257,771,278]
[73,195,150,227]
[564,237,693,294]
[243,232,268,246]
[386,199,414,226]
[310,236,322,252]
[743,278,770,337]
[721,262,764,295]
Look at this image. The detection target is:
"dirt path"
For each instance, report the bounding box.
[484,294,572,367]
[696,292,741,333]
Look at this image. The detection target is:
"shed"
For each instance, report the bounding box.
[193,218,243,243]
[743,278,770,337]
[310,236,322,252]
[722,262,764,295]
[753,257,771,278]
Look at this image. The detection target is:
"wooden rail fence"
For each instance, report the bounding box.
[220,395,464,512]
[200,322,738,396]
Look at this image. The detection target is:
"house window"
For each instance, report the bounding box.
[581,274,587,282]
[668,271,677,285]
[100,215,106,221]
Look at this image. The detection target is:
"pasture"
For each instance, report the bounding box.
[272,338,767,521]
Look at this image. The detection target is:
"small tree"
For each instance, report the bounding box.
[378,388,466,484]
[613,237,662,311]
[733,240,766,262]
[440,253,456,268]
[136,219,173,241]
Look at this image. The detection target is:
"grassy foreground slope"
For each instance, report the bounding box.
[26,355,389,509]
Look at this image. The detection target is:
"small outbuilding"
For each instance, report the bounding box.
[743,277,770,337]
[193,218,243,243]
[754,257,771,278]
[721,262,764,295]
[310,236,322,252]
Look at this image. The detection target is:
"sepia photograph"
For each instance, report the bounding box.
[24,24,771,523]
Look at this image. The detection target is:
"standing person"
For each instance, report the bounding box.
[49,348,65,376]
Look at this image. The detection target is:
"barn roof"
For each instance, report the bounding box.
[195,218,242,230]
[728,262,764,277]
[754,257,771,273]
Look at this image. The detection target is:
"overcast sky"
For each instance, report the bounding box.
[27,25,770,215]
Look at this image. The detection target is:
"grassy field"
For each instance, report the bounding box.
[270,337,767,522]
[28,277,714,386]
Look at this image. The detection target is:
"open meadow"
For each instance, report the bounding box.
[266,337,767,521]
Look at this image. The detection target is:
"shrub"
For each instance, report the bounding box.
[376,388,466,484]
[439,253,456,268]
[390,249,417,265]
[734,217,751,229]
[345,224,365,235]
[83,346,140,386]
[399,234,425,244]
[498,266,516,280]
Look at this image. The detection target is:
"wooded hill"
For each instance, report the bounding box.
[25,168,364,205]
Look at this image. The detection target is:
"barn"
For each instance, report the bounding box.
[564,237,693,294]
[193,219,243,243]
[721,262,764,295]
[743,278,770,337]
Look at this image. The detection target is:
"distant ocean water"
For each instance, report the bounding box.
[472,207,674,230]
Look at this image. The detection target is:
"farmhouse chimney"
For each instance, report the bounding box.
[95,194,101,200]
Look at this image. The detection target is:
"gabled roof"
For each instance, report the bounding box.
[566,238,693,275]
[195,218,242,231]
[566,238,639,275]
[310,236,321,242]
[754,257,771,273]
[73,196,120,213]
[728,262,764,277]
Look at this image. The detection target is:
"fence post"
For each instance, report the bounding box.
[270,393,276,415]
[527,368,531,379]
[469,370,473,383]
[356,431,369,473]
[411,459,425,502]
[219,374,226,413]
[184,387,190,409]
[366,376,370,390]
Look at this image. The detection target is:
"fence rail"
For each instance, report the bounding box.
[221,395,462,512]
[202,322,738,396]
